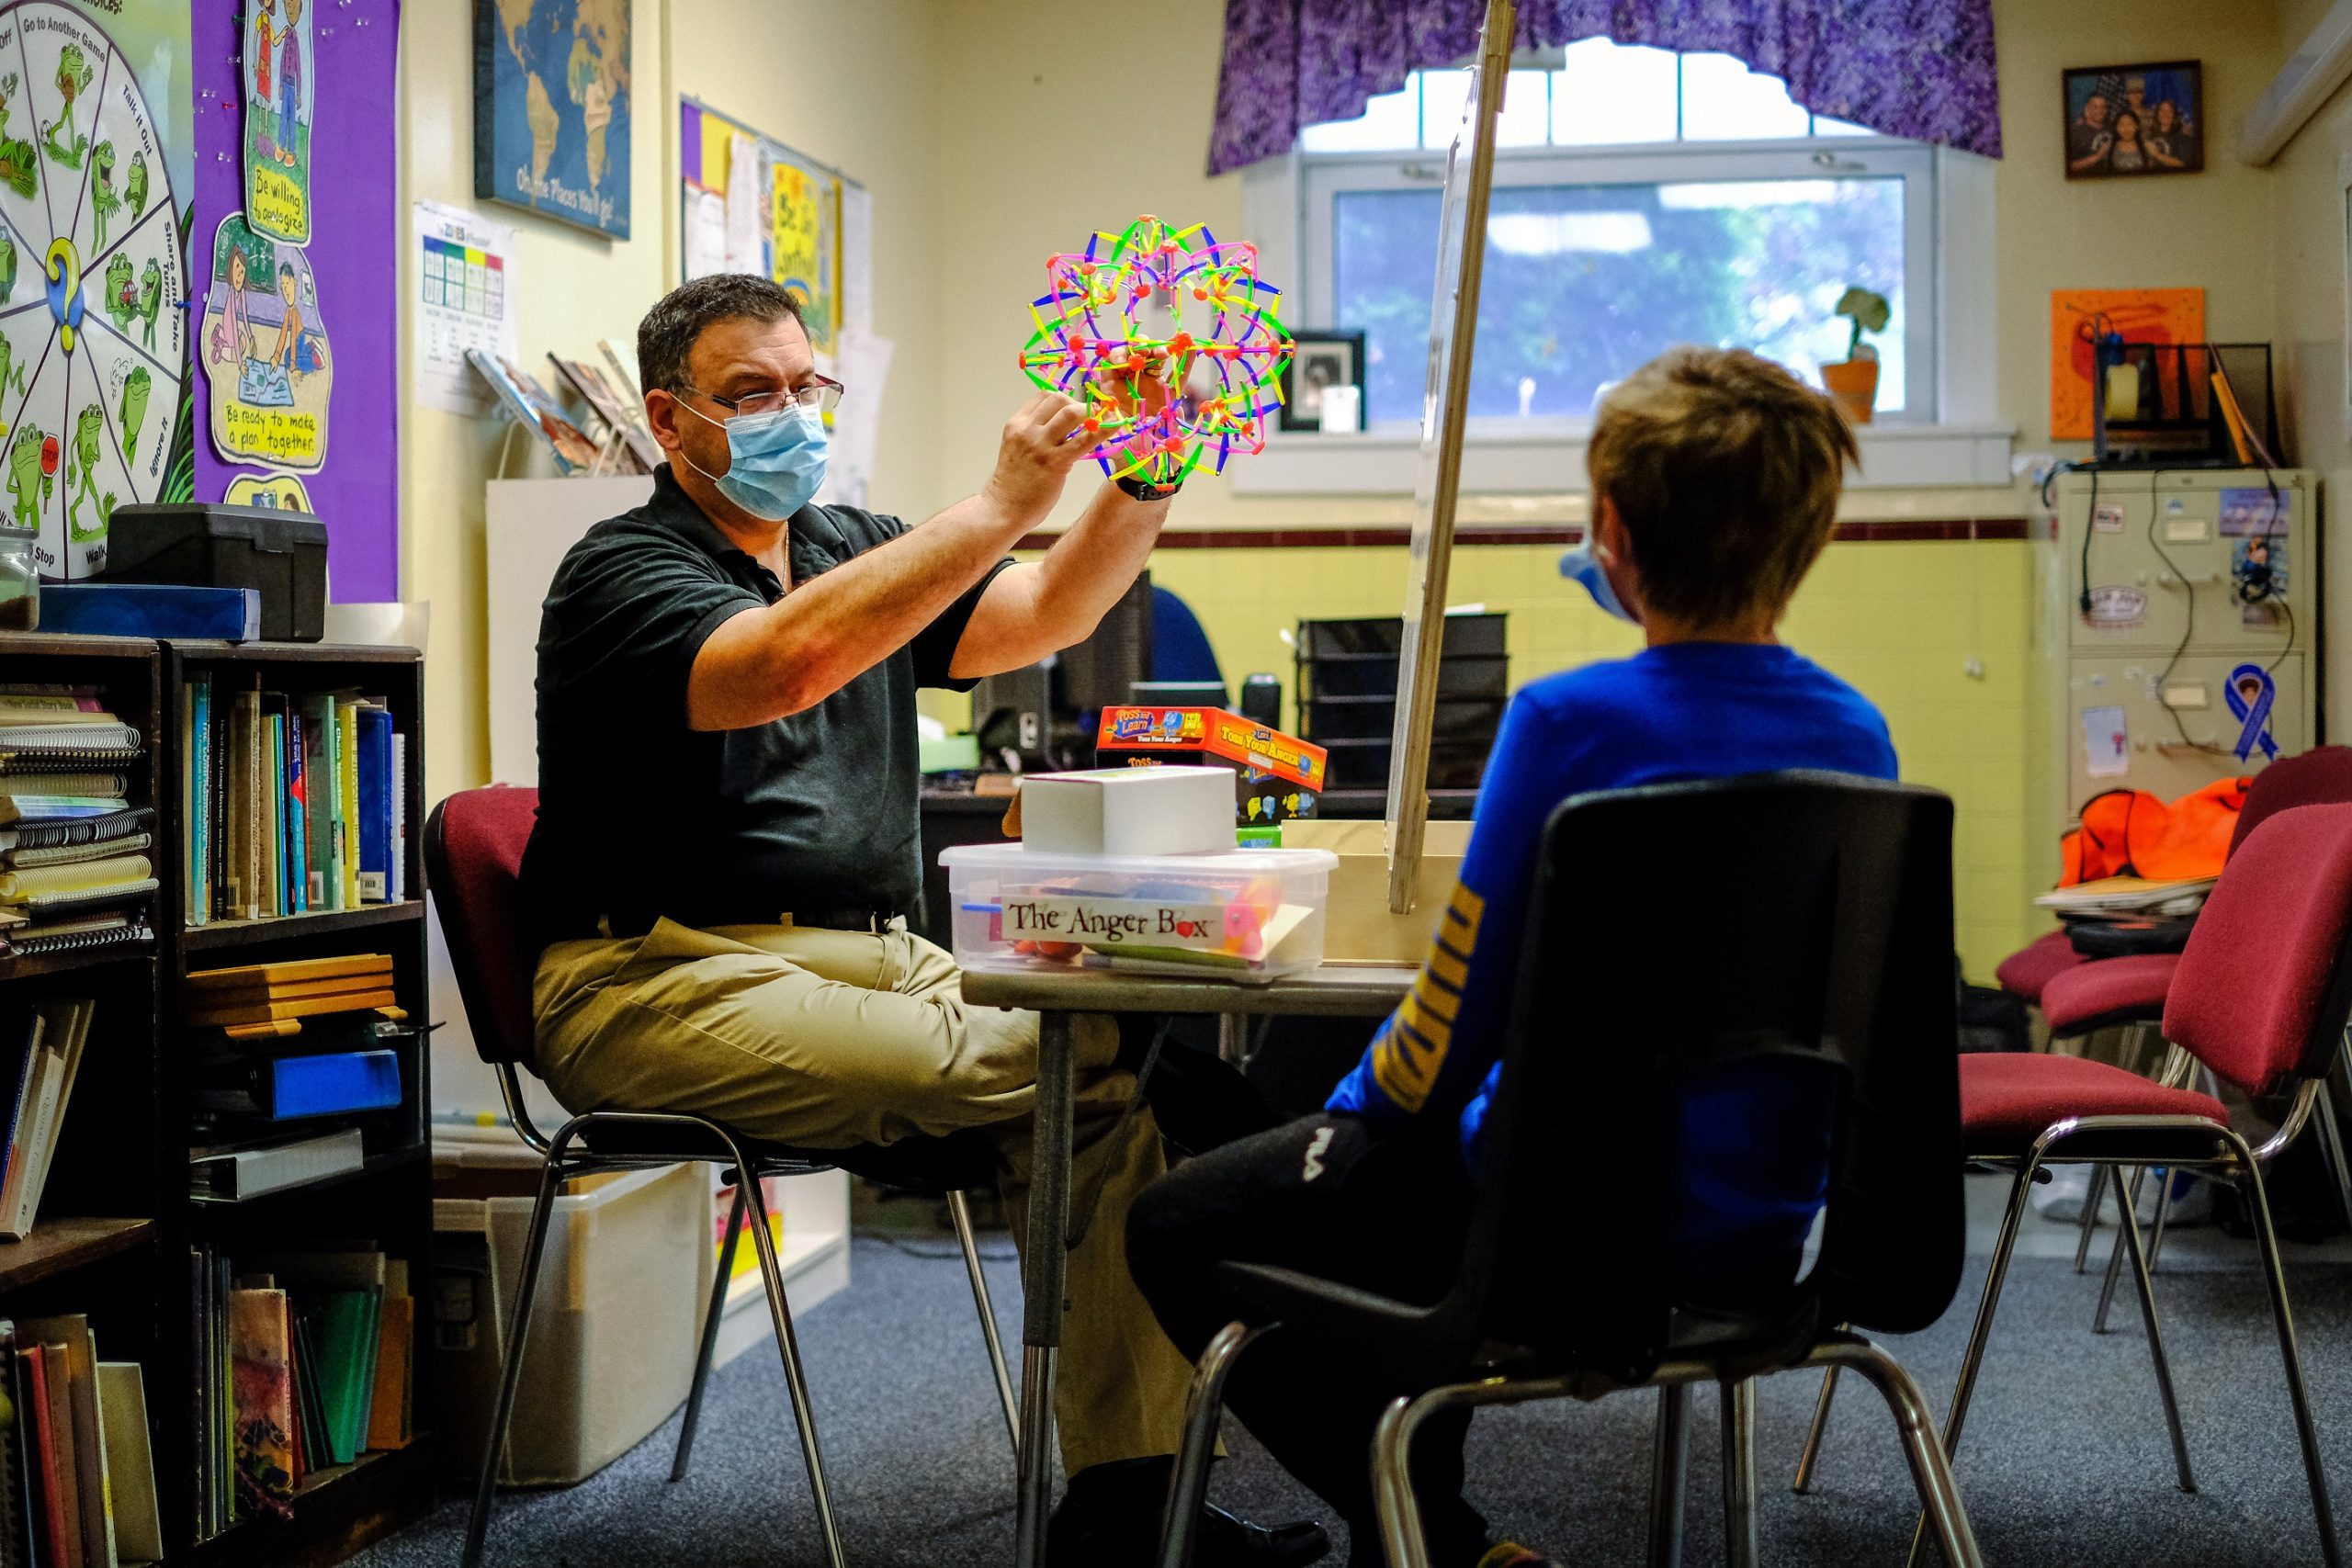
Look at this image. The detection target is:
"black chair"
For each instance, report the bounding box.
[1154,772,1983,1568]
[428,786,1019,1568]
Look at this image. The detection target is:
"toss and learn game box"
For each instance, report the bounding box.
[1093,706,1328,826]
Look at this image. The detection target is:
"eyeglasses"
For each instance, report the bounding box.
[683,375,844,418]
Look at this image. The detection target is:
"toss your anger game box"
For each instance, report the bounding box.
[1094,705,1328,827]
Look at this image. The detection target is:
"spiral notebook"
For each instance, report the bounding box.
[0,726,141,755]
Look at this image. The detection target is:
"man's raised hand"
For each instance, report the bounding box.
[984,391,1093,526]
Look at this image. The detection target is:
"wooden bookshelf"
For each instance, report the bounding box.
[183,899,425,952]
[0,1216,154,1292]
[0,635,435,1568]
[163,641,433,1564]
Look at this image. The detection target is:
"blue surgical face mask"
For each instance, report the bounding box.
[1558,541,1636,622]
[678,400,829,522]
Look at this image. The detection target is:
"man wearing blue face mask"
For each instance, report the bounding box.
[519,276,1325,1567]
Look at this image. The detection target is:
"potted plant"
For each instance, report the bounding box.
[1822,286,1890,423]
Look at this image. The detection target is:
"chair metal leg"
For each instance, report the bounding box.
[1157,1321,1272,1568]
[2312,1066,2352,1235]
[2147,1167,2177,1275]
[2073,1164,2109,1274]
[2094,1164,2148,1334]
[672,1182,747,1483]
[1904,1155,2040,1568]
[1813,1340,1984,1568]
[1792,1367,1838,1495]
[2233,1146,2344,1568]
[1721,1380,1759,1568]
[460,1140,571,1568]
[735,1154,848,1568]
[1373,1392,1442,1568]
[1646,1383,1689,1568]
[2112,1161,2197,1492]
[946,1188,1022,1461]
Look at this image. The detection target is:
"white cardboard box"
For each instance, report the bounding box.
[1020,765,1237,855]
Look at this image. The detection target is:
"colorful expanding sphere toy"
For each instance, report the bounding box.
[1018,215,1294,488]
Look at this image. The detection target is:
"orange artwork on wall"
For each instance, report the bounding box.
[2050,288,2205,439]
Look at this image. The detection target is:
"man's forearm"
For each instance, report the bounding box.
[688,488,1032,728]
[1034,482,1171,637]
[945,482,1171,678]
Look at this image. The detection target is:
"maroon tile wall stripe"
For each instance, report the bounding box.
[1015,517,2030,550]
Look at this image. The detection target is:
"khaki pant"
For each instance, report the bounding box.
[531,917,1196,1472]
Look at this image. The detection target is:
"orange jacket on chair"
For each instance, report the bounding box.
[2059,778,2250,886]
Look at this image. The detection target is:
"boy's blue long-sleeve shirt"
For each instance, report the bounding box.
[1326,641,1899,1272]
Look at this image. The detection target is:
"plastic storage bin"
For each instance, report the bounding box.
[432,1136,713,1485]
[100,502,328,641]
[940,841,1338,984]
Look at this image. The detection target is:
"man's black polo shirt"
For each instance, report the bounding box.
[519,466,1008,946]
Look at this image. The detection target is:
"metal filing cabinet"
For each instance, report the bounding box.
[2038,468,2316,871]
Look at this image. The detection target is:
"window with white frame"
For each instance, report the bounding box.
[1293,40,1938,428]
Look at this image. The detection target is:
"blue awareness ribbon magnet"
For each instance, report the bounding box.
[2226,662,2279,762]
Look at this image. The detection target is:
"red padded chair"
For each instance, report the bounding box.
[1825,806,2352,1568]
[428,786,1020,1568]
[2030,748,2352,1275]
[1998,746,2352,1012]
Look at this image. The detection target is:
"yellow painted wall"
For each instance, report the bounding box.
[1149,537,2035,979]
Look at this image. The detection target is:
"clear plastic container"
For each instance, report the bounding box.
[939,841,1339,984]
[0,529,38,630]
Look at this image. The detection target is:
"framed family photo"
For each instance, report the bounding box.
[2063,61,2203,179]
[1280,331,1367,432]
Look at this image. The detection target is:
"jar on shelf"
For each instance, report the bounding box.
[0,531,37,630]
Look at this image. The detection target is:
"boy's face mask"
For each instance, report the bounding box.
[677,399,830,522]
[1558,541,1637,623]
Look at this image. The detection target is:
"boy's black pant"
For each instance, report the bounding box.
[1125,1113,1493,1562]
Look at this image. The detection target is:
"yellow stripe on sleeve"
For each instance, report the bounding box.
[1368,880,1487,1115]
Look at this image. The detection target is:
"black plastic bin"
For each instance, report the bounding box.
[100,503,328,642]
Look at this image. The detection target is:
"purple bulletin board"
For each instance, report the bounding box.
[191,0,400,603]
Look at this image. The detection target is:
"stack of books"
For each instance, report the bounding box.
[0,687,154,962]
[190,1246,413,1539]
[0,1317,163,1566]
[184,676,408,927]
[0,998,94,1243]
[186,957,408,1204]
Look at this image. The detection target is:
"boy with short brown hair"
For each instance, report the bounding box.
[1128,346,1891,1568]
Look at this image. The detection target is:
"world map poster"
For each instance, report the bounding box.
[473,0,628,240]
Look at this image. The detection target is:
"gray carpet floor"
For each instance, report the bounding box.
[352,1197,2352,1568]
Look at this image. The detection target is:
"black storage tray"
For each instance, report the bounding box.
[1298,655,1509,701]
[1300,693,1507,742]
[1318,736,1494,792]
[100,502,328,642]
[1300,614,1507,660]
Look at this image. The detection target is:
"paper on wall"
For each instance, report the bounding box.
[726,133,766,273]
[412,200,517,417]
[841,182,874,336]
[816,328,894,510]
[684,185,728,281]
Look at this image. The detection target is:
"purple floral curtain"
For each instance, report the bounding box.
[1209,0,2001,175]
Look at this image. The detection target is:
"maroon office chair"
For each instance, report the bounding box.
[1806,805,2351,1568]
[428,786,1019,1568]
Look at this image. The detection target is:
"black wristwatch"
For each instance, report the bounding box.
[1117,474,1182,502]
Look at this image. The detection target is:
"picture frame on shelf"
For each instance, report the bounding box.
[1279,330,1367,433]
